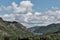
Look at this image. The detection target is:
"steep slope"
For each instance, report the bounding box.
[28,23,60,35]
[0,17,33,40]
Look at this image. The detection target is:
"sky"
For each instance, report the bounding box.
[0,0,60,28]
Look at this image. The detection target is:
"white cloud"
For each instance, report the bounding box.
[12,2,18,8]
[3,6,12,12]
[20,1,33,12]
[11,1,33,14]
[20,1,33,7]
[1,14,15,21]
[11,2,26,13]
[52,6,59,10]
[35,12,42,16]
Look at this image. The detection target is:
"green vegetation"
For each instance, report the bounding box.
[1,33,60,40]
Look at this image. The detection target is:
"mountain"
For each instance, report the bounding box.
[1,17,60,40]
[28,23,60,35]
[0,17,33,40]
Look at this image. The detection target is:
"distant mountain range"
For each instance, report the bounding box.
[0,17,33,40]
[28,23,60,35]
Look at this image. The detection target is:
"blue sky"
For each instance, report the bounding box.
[0,0,60,28]
[0,0,60,12]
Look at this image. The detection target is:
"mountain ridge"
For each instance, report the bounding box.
[28,23,60,35]
[0,17,33,40]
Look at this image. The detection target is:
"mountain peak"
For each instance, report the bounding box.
[0,17,3,21]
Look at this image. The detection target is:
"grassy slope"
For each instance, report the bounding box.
[0,18,33,40]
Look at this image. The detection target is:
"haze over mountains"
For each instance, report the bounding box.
[28,23,60,35]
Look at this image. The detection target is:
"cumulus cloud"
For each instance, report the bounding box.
[11,2,26,13]
[20,1,33,12]
[3,6,12,12]
[1,14,15,21]
[0,0,60,28]
[11,1,33,14]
